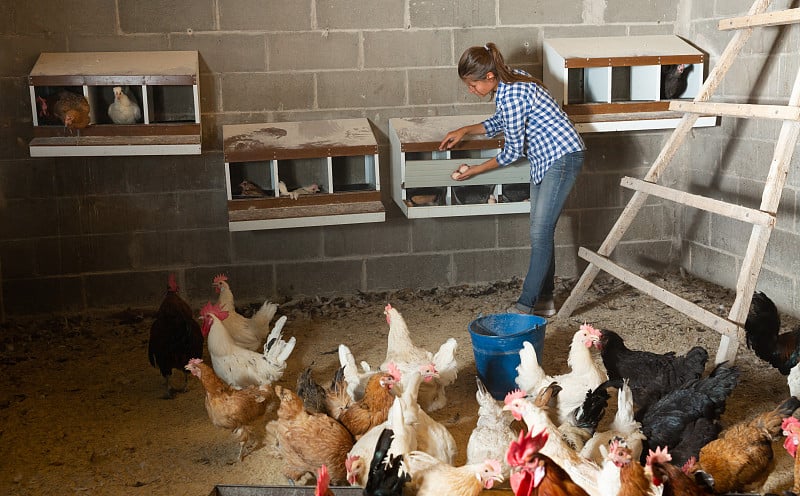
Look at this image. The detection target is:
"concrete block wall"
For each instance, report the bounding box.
[680,0,800,313]
[0,0,773,315]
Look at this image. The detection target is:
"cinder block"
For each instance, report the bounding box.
[0,35,64,77]
[85,271,167,308]
[453,248,528,284]
[175,152,227,191]
[317,70,405,108]
[363,31,452,68]
[0,240,37,279]
[682,208,712,246]
[497,214,529,248]
[365,254,451,291]
[605,0,677,23]
[176,190,230,229]
[499,0,583,25]
[708,214,750,256]
[540,25,627,40]
[410,0,496,28]
[221,72,315,112]
[56,197,83,236]
[750,267,793,310]
[317,0,404,29]
[0,78,33,122]
[411,217,497,252]
[276,259,364,297]
[684,241,739,290]
[714,0,756,17]
[3,276,84,315]
[0,198,60,238]
[613,240,676,274]
[220,0,312,31]
[324,218,410,257]
[200,73,220,113]
[553,244,581,280]
[232,228,324,262]
[63,233,135,273]
[628,25,676,36]
[268,32,359,71]
[453,28,541,67]
[68,34,170,52]
[570,173,626,210]
[133,229,231,268]
[172,33,267,73]
[119,0,215,33]
[408,68,465,106]
[765,227,800,277]
[0,2,12,34]
[16,0,116,35]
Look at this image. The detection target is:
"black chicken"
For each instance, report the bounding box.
[660,63,692,100]
[638,363,740,466]
[364,428,410,496]
[597,328,709,418]
[745,291,800,374]
[147,273,204,399]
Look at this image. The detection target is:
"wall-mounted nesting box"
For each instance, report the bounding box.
[28,51,201,156]
[223,118,385,231]
[543,35,717,132]
[389,116,532,219]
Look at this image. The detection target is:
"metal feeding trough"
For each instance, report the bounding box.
[209,485,364,496]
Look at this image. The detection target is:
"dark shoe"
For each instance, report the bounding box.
[533,298,556,317]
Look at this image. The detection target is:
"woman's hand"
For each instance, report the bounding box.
[439,128,467,151]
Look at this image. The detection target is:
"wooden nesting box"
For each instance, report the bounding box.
[28,51,201,156]
[389,115,531,219]
[543,35,717,132]
[223,118,385,231]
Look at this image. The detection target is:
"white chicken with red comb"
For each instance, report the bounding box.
[211,273,279,352]
[380,303,458,412]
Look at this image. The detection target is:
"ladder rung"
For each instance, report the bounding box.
[719,8,800,30]
[670,101,800,120]
[620,176,775,226]
[577,247,740,339]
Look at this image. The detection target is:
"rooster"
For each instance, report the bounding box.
[184,358,272,461]
[506,427,589,496]
[200,302,296,388]
[381,303,458,412]
[107,86,141,124]
[37,89,90,130]
[782,416,800,494]
[596,328,708,418]
[745,291,800,375]
[516,323,607,427]
[147,273,204,399]
[691,395,800,493]
[211,274,279,352]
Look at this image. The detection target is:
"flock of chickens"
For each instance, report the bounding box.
[147,274,800,496]
[36,85,142,131]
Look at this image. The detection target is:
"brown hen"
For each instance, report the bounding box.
[184,358,272,460]
[338,368,398,438]
[267,385,354,484]
[38,90,90,129]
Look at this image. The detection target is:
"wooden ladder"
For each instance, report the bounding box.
[557,0,800,364]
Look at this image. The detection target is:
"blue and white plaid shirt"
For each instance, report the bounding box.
[483,73,585,184]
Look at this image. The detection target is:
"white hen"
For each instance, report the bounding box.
[514,323,606,426]
[107,86,142,124]
[580,379,646,464]
[200,302,296,388]
[397,370,457,465]
[338,343,377,401]
[466,377,516,479]
[380,303,458,411]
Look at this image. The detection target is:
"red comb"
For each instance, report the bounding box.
[167,273,178,292]
[213,273,228,284]
[200,301,229,320]
[504,389,526,405]
[387,362,402,381]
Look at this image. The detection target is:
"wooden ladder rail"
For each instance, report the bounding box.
[557,0,800,363]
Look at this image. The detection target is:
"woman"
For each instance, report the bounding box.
[439,42,585,316]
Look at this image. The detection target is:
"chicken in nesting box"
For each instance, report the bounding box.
[37,89,91,130]
[108,86,142,124]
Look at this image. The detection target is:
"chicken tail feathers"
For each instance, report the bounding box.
[745,291,781,356]
[263,316,296,364]
[365,428,410,496]
[574,379,621,431]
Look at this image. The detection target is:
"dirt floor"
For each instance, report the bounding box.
[0,270,797,496]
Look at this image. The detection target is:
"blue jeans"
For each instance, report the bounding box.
[514,150,584,312]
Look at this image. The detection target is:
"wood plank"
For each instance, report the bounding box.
[620,177,775,226]
[228,191,382,210]
[228,200,385,221]
[670,101,800,120]
[564,101,672,115]
[578,247,740,340]
[719,7,800,30]
[229,212,386,231]
[33,123,200,138]
[564,54,703,68]
[403,159,530,188]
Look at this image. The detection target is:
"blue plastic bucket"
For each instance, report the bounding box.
[469,313,546,400]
